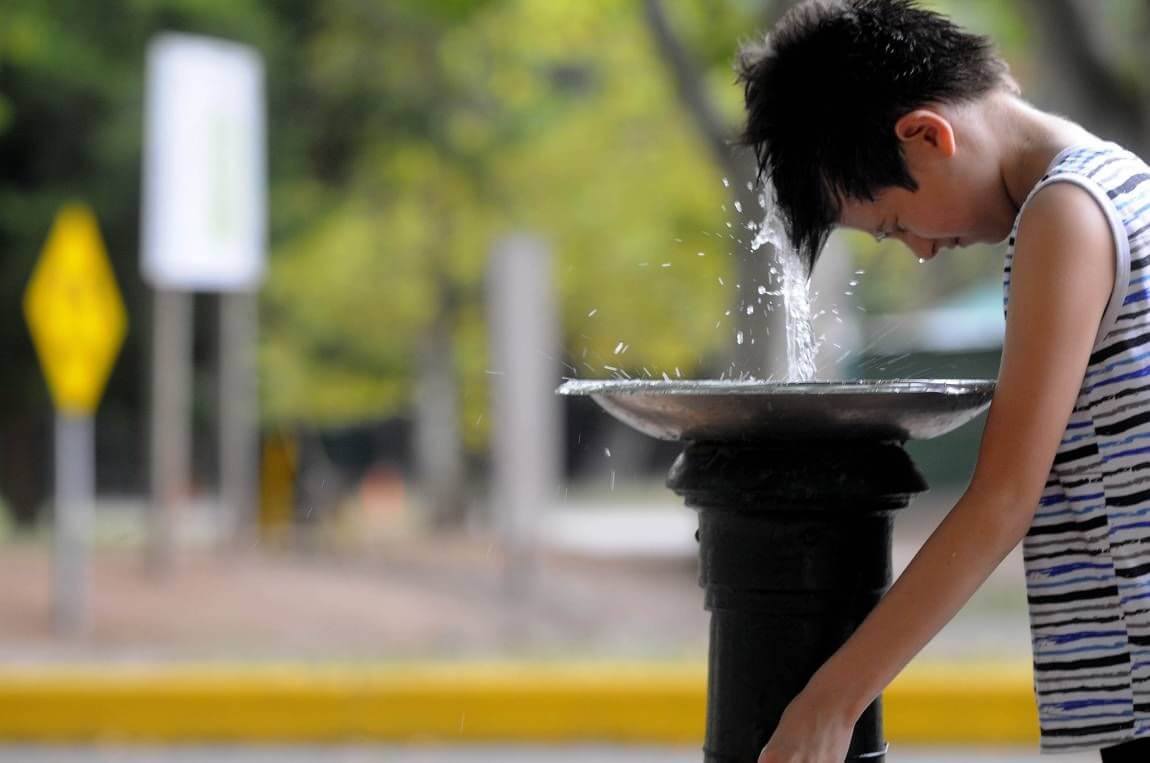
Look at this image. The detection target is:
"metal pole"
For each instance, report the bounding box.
[219,290,258,544]
[54,412,94,634]
[488,234,561,596]
[149,288,193,573]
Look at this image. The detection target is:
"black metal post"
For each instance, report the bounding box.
[667,440,929,762]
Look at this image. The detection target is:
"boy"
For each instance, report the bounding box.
[736,1,1150,761]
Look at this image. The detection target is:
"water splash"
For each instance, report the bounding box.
[750,183,822,381]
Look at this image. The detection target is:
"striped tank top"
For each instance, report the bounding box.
[1003,139,1150,752]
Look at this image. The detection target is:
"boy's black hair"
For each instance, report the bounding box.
[736,0,1016,273]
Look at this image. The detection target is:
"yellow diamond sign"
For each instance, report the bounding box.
[23,204,127,415]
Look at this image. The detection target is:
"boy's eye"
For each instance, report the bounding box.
[874,220,905,242]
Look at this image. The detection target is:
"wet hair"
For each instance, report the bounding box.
[735,0,1017,273]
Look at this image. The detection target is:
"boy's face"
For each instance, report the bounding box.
[837,183,998,262]
[835,106,1017,260]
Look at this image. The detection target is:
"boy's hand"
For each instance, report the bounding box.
[756,688,855,763]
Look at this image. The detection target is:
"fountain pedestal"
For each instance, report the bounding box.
[669,440,928,761]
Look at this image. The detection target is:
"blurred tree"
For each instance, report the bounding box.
[261,0,735,525]
[1020,0,1150,151]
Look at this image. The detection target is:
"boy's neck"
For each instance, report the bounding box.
[992,92,1098,212]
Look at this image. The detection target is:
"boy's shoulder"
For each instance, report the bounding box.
[1015,140,1144,235]
[1042,140,1142,184]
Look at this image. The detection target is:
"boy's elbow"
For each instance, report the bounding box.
[962,477,1040,543]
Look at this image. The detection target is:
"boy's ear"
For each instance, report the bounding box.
[894,109,956,159]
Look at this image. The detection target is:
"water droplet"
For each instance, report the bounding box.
[718,277,724,286]
[746,305,754,315]
[722,177,730,187]
[587,309,597,317]
[734,201,743,213]
[757,285,768,295]
[613,342,626,355]
[918,258,926,264]
[674,367,682,378]
[848,280,859,287]
[736,331,744,345]
[661,263,672,268]
[605,448,612,458]
[697,251,706,257]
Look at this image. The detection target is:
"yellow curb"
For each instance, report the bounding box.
[885,663,1038,745]
[0,661,1037,744]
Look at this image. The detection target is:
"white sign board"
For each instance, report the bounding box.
[142,34,266,291]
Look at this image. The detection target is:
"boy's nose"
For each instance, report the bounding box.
[899,233,934,260]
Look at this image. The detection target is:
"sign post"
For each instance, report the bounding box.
[141,34,266,561]
[23,204,127,633]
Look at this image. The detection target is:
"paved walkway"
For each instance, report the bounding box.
[0,489,1032,665]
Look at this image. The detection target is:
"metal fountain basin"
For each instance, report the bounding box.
[557,378,996,442]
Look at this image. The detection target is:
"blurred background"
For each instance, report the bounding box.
[2,0,1149,760]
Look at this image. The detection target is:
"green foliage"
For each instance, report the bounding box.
[6,0,1148,461]
[260,0,733,442]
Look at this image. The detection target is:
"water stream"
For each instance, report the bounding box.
[749,185,821,382]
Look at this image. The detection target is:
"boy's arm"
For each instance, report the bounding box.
[761,182,1118,757]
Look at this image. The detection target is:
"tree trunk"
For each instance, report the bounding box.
[1023,0,1147,152]
[641,0,798,378]
[0,412,49,528]
[413,280,467,530]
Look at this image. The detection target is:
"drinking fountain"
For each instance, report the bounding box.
[558,378,995,762]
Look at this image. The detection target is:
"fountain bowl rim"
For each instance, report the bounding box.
[556,378,996,397]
